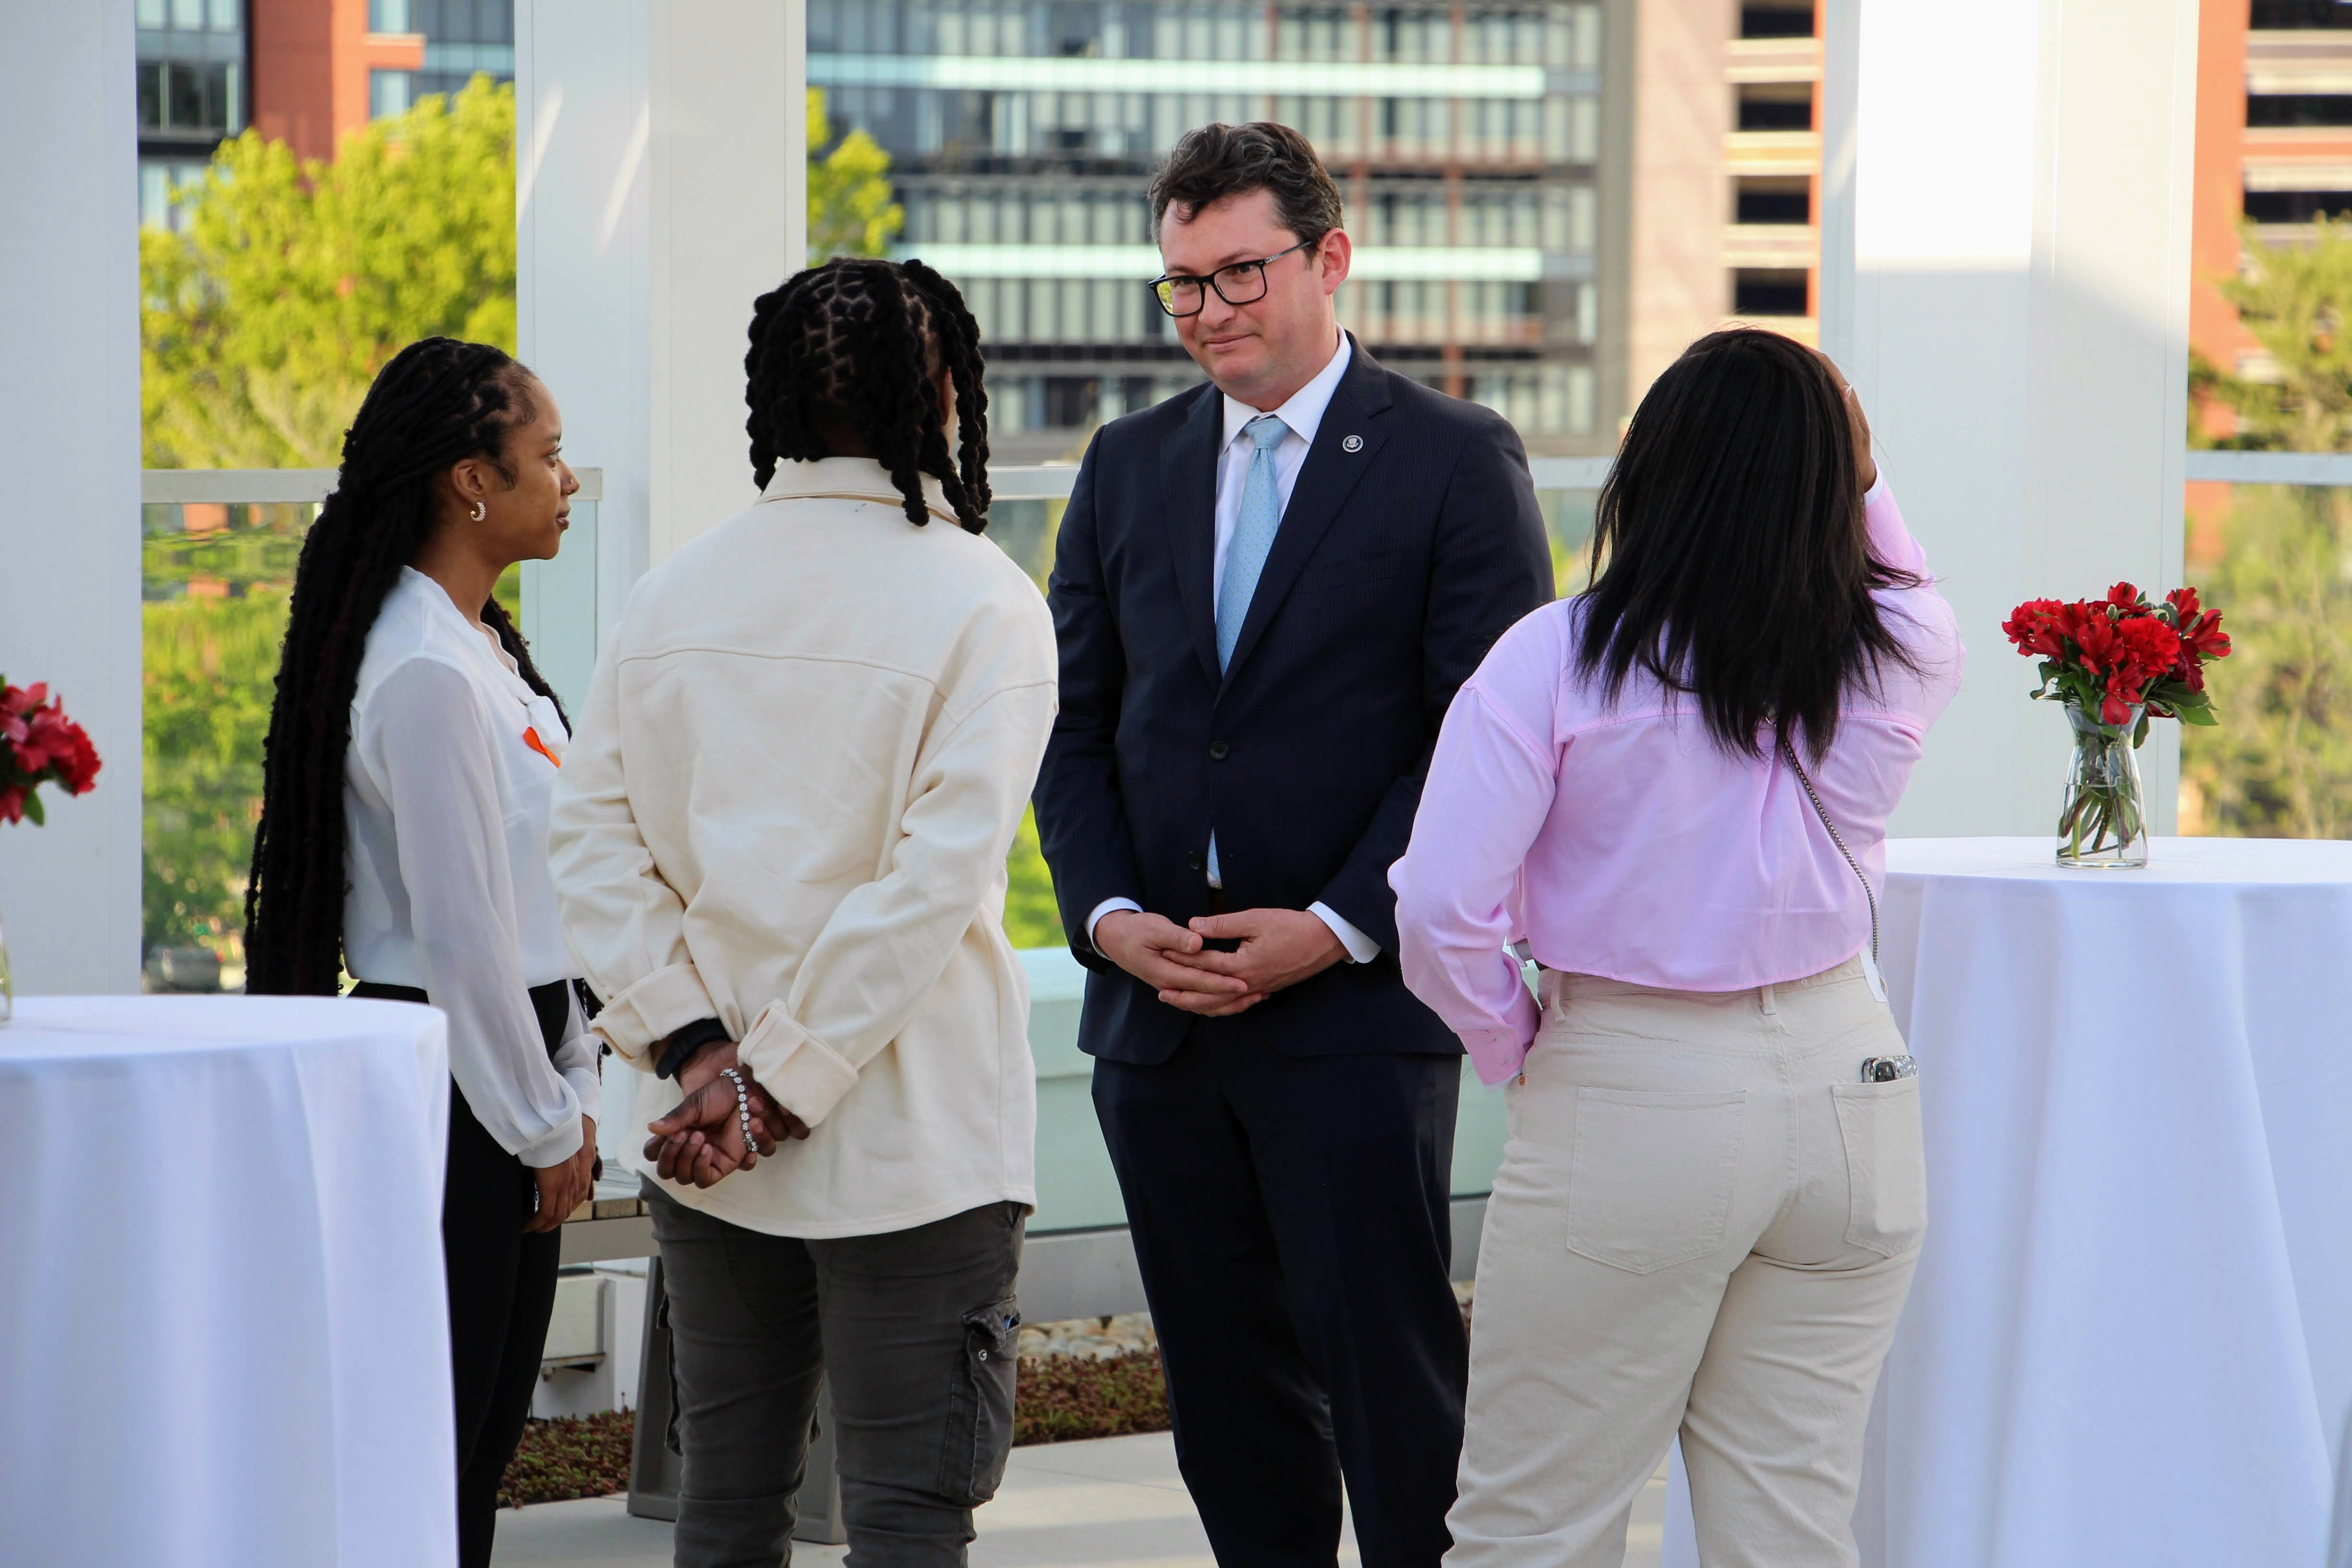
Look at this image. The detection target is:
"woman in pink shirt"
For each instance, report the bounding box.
[1392,329,1963,1567]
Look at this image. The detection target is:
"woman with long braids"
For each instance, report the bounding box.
[550,257,1055,1564]
[244,338,600,1568]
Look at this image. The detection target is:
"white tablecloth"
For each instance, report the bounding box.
[0,996,456,1568]
[1667,837,2352,1568]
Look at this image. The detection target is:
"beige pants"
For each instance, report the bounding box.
[1447,958,1927,1568]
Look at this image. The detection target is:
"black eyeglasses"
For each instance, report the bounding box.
[1149,238,1319,317]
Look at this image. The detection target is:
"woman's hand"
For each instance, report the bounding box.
[525,1116,597,1234]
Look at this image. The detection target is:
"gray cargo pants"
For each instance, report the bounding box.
[646,1187,1026,1567]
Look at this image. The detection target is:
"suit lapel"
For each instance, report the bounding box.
[1160,386,1224,689]
[1221,339,1394,688]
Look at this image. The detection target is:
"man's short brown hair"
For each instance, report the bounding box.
[1148,122,1345,246]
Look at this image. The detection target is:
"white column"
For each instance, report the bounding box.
[0,1,142,996]
[516,0,805,637]
[1822,0,2199,838]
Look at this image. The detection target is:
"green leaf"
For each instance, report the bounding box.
[23,788,44,827]
[2133,712,2151,748]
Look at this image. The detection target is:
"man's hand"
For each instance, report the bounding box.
[1095,909,1261,1017]
[1181,908,1348,1000]
[527,1114,598,1233]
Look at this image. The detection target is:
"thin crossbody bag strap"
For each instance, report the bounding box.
[1778,733,1889,1003]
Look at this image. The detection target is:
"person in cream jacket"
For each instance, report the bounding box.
[549,258,1056,1565]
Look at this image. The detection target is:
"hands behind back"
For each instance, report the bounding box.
[644,1040,809,1190]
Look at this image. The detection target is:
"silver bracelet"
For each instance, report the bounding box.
[718,1066,756,1154]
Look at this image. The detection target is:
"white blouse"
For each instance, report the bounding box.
[343,568,600,1167]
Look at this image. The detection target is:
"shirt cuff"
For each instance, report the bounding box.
[562,1066,603,1130]
[1309,901,1382,964]
[514,1114,586,1171]
[1086,897,1143,951]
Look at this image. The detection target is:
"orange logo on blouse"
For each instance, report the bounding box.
[522,727,562,768]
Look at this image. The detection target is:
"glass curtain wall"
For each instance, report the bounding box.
[136,0,248,229]
[811,0,1608,462]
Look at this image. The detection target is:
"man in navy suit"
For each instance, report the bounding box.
[1032,122,1554,1567]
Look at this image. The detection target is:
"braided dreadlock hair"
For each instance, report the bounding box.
[243,336,567,997]
[743,256,992,533]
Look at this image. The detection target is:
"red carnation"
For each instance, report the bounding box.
[0,677,102,829]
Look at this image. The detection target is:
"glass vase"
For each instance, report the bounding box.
[2056,701,2149,869]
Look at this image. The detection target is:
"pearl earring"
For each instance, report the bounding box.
[469,501,486,522]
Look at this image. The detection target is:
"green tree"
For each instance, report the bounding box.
[2182,220,2352,837]
[806,87,904,263]
[2181,488,2352,837]
[142,590,285,957]
[142,78,518,469]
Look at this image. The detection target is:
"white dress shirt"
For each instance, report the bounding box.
[1087,330,1382,965]
[344,568,601,1168]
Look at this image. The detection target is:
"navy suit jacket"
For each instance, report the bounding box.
[1033,336,1554,1066]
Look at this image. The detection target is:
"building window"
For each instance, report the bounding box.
[2243,190,2352,223]
[1737,85,1813,133]
[2252,0,2352,27]
[370,0,414,31]
[1734,177,1811,224]
[2246,95,2352,127]
[1734,268,1811,316]
[1740,2,1815,38]
[372,70,416,120]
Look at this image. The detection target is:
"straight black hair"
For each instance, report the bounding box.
[1576,327,1922,760]
[244,338,563,995]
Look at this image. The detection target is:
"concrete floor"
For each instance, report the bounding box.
[489,1431,1670,1568]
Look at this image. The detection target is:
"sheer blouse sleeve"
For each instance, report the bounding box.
[363,656,587,1167]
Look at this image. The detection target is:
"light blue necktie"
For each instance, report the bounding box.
[1216,414,1289,673]
[1206,414,1287,889]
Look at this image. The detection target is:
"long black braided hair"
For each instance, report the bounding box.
[243,337,567,996]
[743,256,992,533]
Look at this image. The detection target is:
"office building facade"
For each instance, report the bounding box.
[813,0,1615,461]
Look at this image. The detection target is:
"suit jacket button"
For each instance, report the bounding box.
[1188,851,1204,871]
[1209,740,1230,760]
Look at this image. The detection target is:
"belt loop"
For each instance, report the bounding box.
[1758,980,1778,1016]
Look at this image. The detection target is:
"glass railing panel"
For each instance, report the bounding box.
[2178,475,2352,839]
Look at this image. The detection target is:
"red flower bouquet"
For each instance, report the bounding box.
[0,679,102,827]
[2001,585,2231,866]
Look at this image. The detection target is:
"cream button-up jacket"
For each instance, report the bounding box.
[549,457,1058,1238]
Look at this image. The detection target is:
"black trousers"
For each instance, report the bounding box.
[647,1188,1026,1568]
[352,980,571,1568]
[1093,1029,1468,1568]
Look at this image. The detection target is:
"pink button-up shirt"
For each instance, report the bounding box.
[1390,479,1964,1084]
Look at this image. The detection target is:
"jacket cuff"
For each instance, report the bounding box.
[591,961,718,1063]
[737,1001,861,1129]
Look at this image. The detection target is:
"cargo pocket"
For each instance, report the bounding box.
[1565,1088,1746,1274]
[1832,1077,1928,1258]
[936,1295,1021,1506]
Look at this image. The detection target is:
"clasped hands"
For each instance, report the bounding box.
[1095,906,1346,1017]
[642,1040,812,1189]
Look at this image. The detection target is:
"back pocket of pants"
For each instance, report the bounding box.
[1565,1088,1747,1274]
[1832,1079,1928,1258]
[937,1295,1021,1506]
